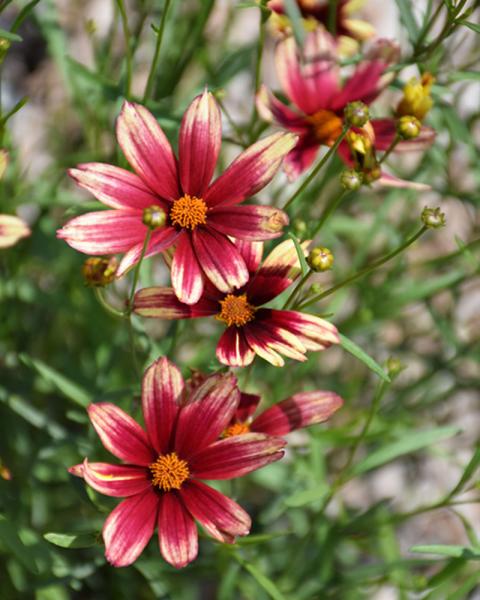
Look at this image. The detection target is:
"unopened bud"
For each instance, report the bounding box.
[421,206,446,229]
[386,357,405,378]
[310,283,321,295]
[84,18,97,35]
[142,205,167,229]
[340,169,363,190]
[292,218,307,235]
[397,115,421,139]
[363,166,382,184]
[82,256,118,287]
[307,247,334,272]
[344,101,370,127]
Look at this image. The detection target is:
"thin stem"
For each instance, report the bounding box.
[283,271,312,309]
[216,97,246,146]
[283,128,349,210]
[327,0,338,36]
[310,188,348,239]
[116,0,133,98]
[379,134,401,165]
[143,0,171,103]
[93,287,127,319]
[127,229,152,313]
[413,1,444,53]
[299,226,428,309]
[248,6,266,137]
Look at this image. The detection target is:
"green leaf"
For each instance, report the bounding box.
[339,334,390,382]
[394,0,419,41]
[0,28,22,42]
[284,484,329,507]
[410,544,480,559]
[447,446,480,498]
[0,515,39,573]
[457,20,480,34]
[283,0,305,47]
[350,426,460,477]
[288,232,309,277]
[19,354,91,408]
[44,531,98,549]
[240,559,287,600]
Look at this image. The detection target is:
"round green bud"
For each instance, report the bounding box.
[340,169,363,190]
[397,115,421,139]
[82,256,118,287]
[386,357,405,378]
[307,247,334,272]
[421,206,446,229]
[143,205,167,229]
[344,101,370,127]
[363,166,382,184]
[292,218,307,235]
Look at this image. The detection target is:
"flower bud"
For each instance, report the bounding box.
[421,206,446,229]
[340,169,363,190]
[397,115,421,139]
[82,256,118,287]
[142,205,167,229]
[396,73,434,121]
[307,247,334,272]
[344,101,370,127]
[386,357,405,379]
[363,166,381,184]
[292,218,307,235]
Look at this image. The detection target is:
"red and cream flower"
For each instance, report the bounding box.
[0,214,30,249]
[69,358,285,569]
[57,91,297,304]
[134,239,339,367]
[223,389,343,438]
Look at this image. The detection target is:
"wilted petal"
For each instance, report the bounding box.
[57,209,146,255]
[68,163,161,210]
[193,228,249,293]
[103,490,158,567]
[82,459,150,497]
[216,326,256,367]
[171,233,205,304]
[158,493,198,569]
[175,373,240,457]
[180,481,250,543]
[87,403,154,466]
[142,357,183,454]
[134,286,218,319]
[116,101,179,200]
[179,90,222,197]
[0,214,30,248]
[208,205,288,241]
[252,391,343,435]
[189,433,285,479]
[204,132,297,208]
[117,226,180,277]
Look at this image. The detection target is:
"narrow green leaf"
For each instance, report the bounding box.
[394,0,419,41]
[0,515,39,573]
[410,544,480,559]
[339,334,390,382]
[19,354,91,408]
[288,232,309,277]
[0,28,22,42]
[457,20,480,34]
[350,426,460,477]
[447,447,480,498]
[283,0,305,47]
[44,532,98,549]
[241,560,287,600]
[284,484,329,507]
[11,0,41,33]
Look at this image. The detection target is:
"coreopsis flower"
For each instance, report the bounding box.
[267,0,375,47]
[57,91,296,305]
[223,389,343,438]
[396,73,434,122]
[69,358,285,568]
[257,29,399,180]
[0,214,30,249]
[134,239,339,367]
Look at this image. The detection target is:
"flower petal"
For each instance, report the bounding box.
[247,314,308,362]
[282,134,320,181]
[233,239,263,274]
[134,286,218,319]
[142,357,183,454]
[204,132,297,208]
[216,326,256,367]
[116,101,179,200]
[174,373,240,458]
[189,433,285,479]
[256,85,310,132]
[243,324,287,367]
[0,214,30,248]
[82,459,150,497]
[103,490,158,567]
[117,226,180,277]
[180,481,250,543]
[268,310,340,350]
[179,90,222,197]
[193,228,249,293]
[252,391,343,435]
[68,163,162,210]
[87,403,154,466]
[370,119,436,152]
[377,171,431,190]
[158,492,198,569]
[208,205,288,241]
[57,209,146,255]
[236,392,262,423]
[330,60,388,111]
[171,233,205,304]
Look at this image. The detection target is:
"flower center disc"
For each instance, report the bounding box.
[149,452,190,491]
[217,294,256,327]
[307,109,343,146]
[223,422,251,438]
[170,195,208,230]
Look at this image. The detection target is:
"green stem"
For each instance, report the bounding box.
[413,1,444,52]
[143,0,171,103]
[116,0,133,98]
[283,271,312,309]
[248,7,266,138]
[327,0,338,36]
[379,134,401,165]
[310,188,348,239]
[127,229,152,313]
[298,226,428,309]
[283,128,349,210]
[93,287,127,319]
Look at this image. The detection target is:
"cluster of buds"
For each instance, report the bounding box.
[395,73,434,140]
[345,128,381,184]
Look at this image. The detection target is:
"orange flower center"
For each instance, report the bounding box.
[170,195,208,230]
[223,422,251,438]
[306,109,343,146]
[216,294,256,327]
[149,452,190,491]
